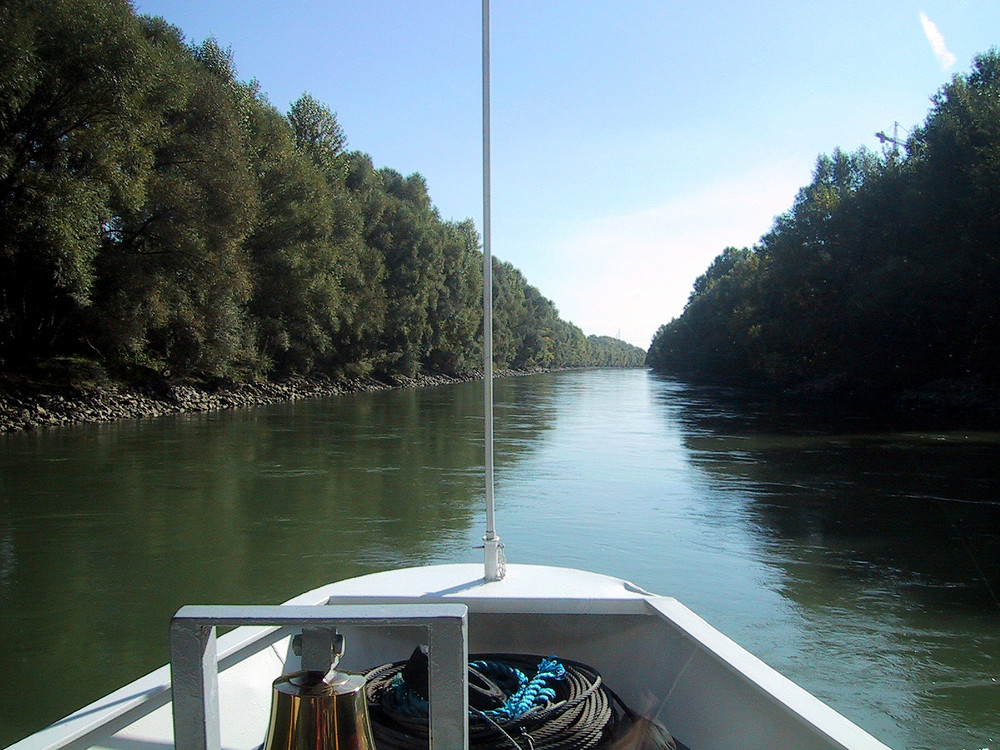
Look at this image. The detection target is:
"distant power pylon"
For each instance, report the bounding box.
[875,122,904,157]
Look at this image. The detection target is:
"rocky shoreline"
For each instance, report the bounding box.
[0,369,538,434]
[6,367,995,434]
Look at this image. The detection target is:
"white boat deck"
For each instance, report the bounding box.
[5,564,892,750]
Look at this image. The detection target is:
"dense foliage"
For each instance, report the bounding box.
[0,0,641,382]
[647,50,1000,397]
[584,336,646,367]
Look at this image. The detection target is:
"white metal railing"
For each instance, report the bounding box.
[169,603,469,750]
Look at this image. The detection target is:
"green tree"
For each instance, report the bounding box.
[244,98,346,374]
[491,259,528,368]
[91,26,258,377]
[908,48,1000,380]
[425,219,482,373]
[338,151,390,375]
[650,50,1000,399]
[288,93,347,179]
[1,0,623,384]
[367,170,446,377]
[0,0,155,362]
[587,336,646,367]
[286,98,385,377]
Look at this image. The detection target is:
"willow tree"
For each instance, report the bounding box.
[0,0,156,362]
[288,93,347,178]
[91,29,259,377]
[908,48,1000,380]
[367,169,446,377]
[243,100,341,374]
[425,219,482,373]
[649,49,1000,396]
[286,95,385,376]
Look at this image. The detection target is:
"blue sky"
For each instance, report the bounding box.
[133,0,1000,348]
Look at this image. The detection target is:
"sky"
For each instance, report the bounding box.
[132,0,1000,348]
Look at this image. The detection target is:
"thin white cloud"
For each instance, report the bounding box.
[539,162,807,347]
[920,12,957,70]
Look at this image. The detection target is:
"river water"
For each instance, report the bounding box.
[1,369,998,749]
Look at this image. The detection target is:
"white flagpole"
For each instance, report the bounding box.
[482,0,504,581]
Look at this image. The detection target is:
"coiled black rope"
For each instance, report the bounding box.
[364,652,646,750]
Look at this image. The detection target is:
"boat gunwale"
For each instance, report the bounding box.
[316,564,892,750]
[3,564,892,750]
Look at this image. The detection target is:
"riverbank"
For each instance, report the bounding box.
[783,373,1000,427]
[0,367,543,433]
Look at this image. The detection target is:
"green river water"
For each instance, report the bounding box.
[1,369,998,749]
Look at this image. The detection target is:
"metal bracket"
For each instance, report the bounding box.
[169,603,469,750]
[291,627,345,674]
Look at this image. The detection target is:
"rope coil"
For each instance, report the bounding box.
[365,653,637,749]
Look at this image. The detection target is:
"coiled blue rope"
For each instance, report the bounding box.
[388,656,566,720]
[477,657,566,719]
[366,653,647,750]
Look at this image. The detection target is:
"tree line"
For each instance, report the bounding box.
[647,50,1000,399]
[0,0,645,383]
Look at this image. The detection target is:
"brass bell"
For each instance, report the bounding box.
[261,632,376,750]
[261,669,376,750]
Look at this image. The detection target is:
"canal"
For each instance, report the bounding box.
[1,369,998,749]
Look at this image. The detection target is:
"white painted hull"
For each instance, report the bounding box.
[6,564,891,750]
